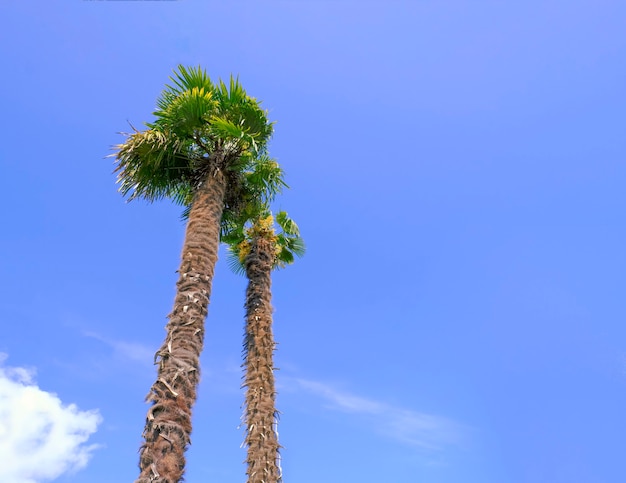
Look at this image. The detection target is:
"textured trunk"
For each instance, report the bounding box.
[136,166,226,483]
[242,235,282,483]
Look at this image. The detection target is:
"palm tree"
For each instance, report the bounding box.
[113,65,276,483]
[226,210,304,483]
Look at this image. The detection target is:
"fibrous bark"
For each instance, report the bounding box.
[136,166,226,483]
[242,235,282,483]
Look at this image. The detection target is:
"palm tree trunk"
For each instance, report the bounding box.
[243,235,282,483]
[136,166,226,483]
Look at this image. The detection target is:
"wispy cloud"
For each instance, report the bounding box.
[284,377,466,451]
[0,354,101,483]
[82,331,154,366]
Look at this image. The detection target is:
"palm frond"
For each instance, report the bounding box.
[285,234,306,257]
[154,89,218,139]
[212,76,274,154]
[273,211,305,269]
[245,156,288,203]
[113,129,195,202]
[275,210,300,236]
[226,249,247,276]
[209,116,247,142]
[276,247,295,266]
[166,65,213,102]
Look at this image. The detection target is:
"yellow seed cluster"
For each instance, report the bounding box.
[247,215,276,239]
[237,215,284,265]
[256,215,275,234]
[237,240,252,263]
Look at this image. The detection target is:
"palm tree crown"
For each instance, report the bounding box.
[226,210,305,273]
[114,65,275,211]
[112,65,281,483]
[225,209,304,483]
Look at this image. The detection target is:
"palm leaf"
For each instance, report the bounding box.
[276,211,300,236]
[113,129,195,202]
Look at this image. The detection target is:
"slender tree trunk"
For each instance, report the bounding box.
[136,167,226,483]
[243,235,282,483]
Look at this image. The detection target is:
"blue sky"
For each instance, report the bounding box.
[1,1,626,482]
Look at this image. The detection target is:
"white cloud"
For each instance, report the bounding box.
[287,377,465,451]
[0,354,102,483]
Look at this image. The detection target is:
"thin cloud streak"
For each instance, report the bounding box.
[285,377,466,451]
[83,331,154,366]
[294,378,385,413]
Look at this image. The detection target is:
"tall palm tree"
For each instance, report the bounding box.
[113,65,277,483]
[226,210,304,483]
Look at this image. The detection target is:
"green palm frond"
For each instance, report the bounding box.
[245,156,288,203]
[274,211,305,269]
[275,210,300,236]
[113,129,196,202]
[208,117,248,142]
[215,77,246,111]
[147,65,272,152]
[226,242,248,276]
[213,76,274,154]
[214,153,286,234]
[276,231,306,257]
[172,65,213,91]
[152,66,216,136]
[155,65,214,110]
[171,87,217,137]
